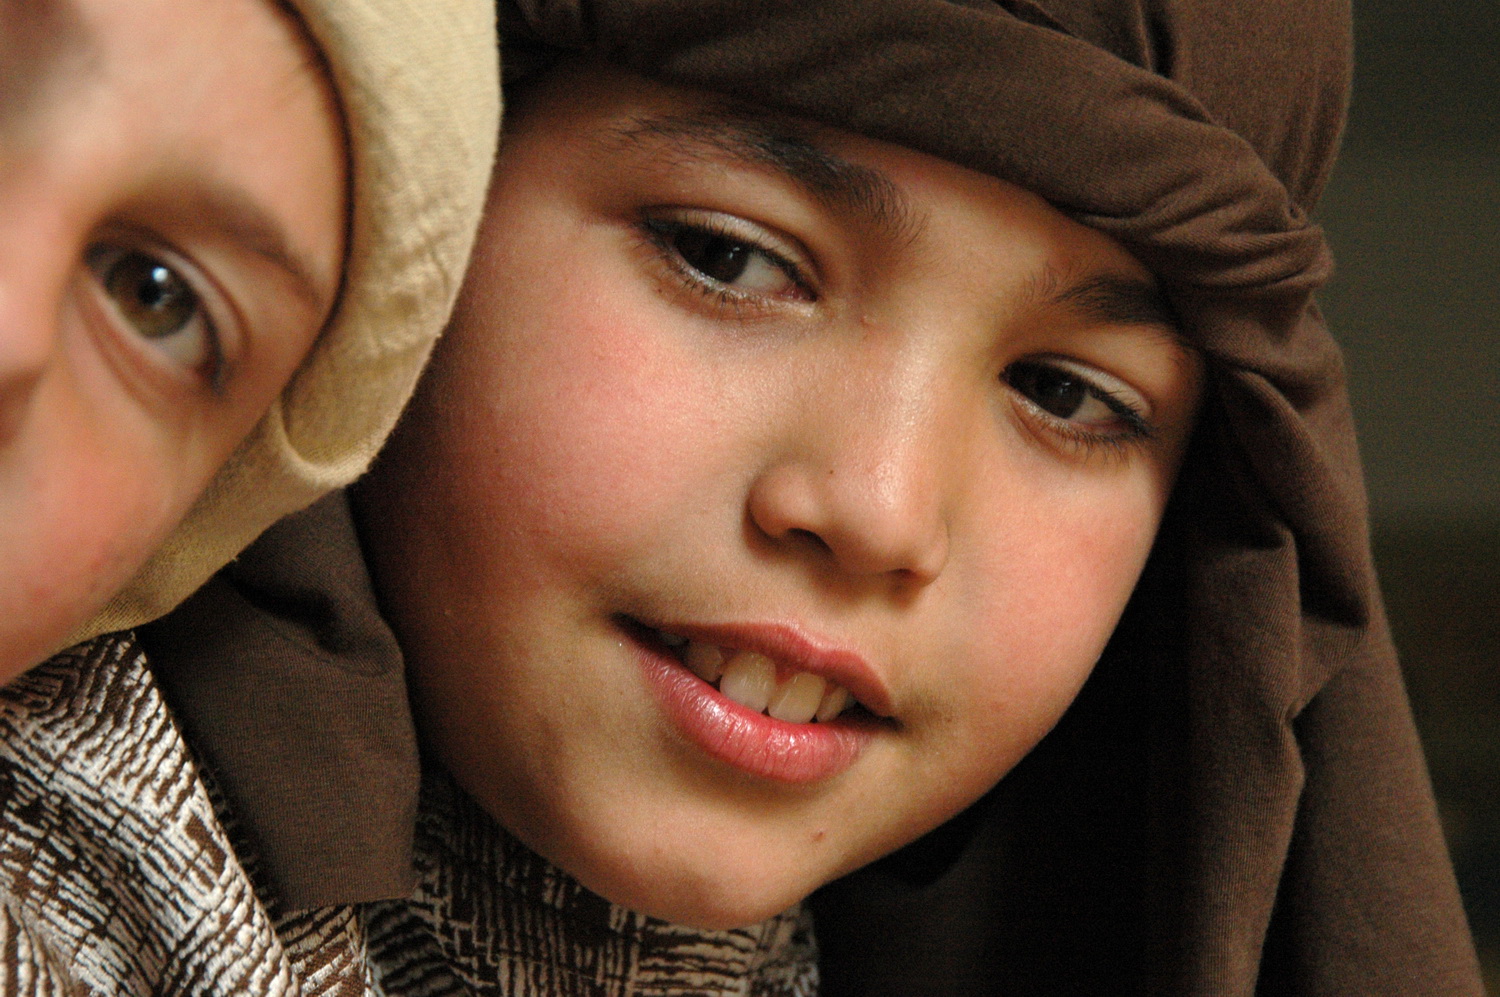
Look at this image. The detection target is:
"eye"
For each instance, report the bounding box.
[1004,358,1153,444]
[641,210,815,304]
[85,243,223,384]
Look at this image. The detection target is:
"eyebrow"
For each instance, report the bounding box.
[609,111,922,246]
[1037,268,1198,366]
[1049,272,1179,331]
[152,175,340,319]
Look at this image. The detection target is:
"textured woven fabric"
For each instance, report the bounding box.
[0,635,817,996]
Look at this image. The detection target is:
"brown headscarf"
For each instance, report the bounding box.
[489,1,1481,993]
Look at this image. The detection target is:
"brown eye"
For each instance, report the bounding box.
[642,211,814,302]
[672,228,753,285]
[85,243,220,380]
[1003,358,1153,445]
[1006,361,1089,419]
[98,249,200,340]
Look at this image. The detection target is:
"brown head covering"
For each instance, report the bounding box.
[491,1,1481,992]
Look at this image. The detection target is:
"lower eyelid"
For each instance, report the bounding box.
[1007,397,1152,465]
[1003,363,1157,451]
[81,239,232,395]
[639,211,817,299]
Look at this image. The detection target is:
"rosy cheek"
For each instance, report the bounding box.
[1,450,174,663]
[955,485,1162,741]
[478,316,719,539]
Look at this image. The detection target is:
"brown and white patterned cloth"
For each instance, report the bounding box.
[0,635,818,996]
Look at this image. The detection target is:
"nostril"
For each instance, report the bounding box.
[0,329,48,446]
[788,527,832,556]
[0,378,39,447]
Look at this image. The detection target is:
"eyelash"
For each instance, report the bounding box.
[83,234,229,394]
[638,211,816,312]
[638,211,1158,459]
[1002,358,1157,458]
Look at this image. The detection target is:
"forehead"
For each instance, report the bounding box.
[505,62,1183,343]
[2,0,312,144]
[0,0,94,131]
[602,108,923,248]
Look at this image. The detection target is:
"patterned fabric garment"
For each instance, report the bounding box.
[0,635,819,996]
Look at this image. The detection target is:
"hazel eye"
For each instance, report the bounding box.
[86,244,219,376]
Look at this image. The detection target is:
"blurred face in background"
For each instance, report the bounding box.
[0,0,347,680]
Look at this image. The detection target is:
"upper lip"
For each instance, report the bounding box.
[641,618,894,719]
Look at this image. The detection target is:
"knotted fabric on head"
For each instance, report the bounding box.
[499,1,1482,992]
[72,0,501,642]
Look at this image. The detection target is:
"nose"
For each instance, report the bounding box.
[0,242,63,441]
[747,372,953,587]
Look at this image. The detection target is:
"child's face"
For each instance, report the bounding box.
[0,0,345,679]
[358,63,1202,929]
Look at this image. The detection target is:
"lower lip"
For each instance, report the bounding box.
[631,635,875,784]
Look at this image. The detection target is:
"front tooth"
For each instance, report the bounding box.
[815,686,851,723]
[683,641,724,683]
[718,651,775,712]
[768,673,826,724]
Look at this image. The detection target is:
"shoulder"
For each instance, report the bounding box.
[0,635,296,992]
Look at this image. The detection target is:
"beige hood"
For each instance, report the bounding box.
[75,0,500,640]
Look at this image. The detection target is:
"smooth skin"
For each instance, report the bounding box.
[357,62,1203,930]
[0,0,347,681]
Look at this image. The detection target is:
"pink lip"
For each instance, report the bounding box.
[659,621,893,718]
[626,620,887,784]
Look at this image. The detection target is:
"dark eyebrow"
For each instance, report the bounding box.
[1050,273,1180,332]
[1033,267,1196,359]
[608,111,921,246]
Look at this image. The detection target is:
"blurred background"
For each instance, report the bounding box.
[1314,0,1499,985]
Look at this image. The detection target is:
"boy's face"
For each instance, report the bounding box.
[358,63,1202,929]
[0,0,345,679]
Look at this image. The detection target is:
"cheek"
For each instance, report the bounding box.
[0,416,189,676]
[934,472,1164,784]
[424,274,730,572]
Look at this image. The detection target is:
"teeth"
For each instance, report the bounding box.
[671,636,857,724]
[718,651,776,712]
[815,686,851,723]
[683,641,724,682]
[768,672,826,724]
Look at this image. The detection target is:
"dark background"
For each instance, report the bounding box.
[1314,0,1499,985]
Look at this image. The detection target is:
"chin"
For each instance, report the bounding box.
[588,861,812,932]
[525,816,823,931]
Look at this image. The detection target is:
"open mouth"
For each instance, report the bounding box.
[620,617,873,725]
[620,614,883,783]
